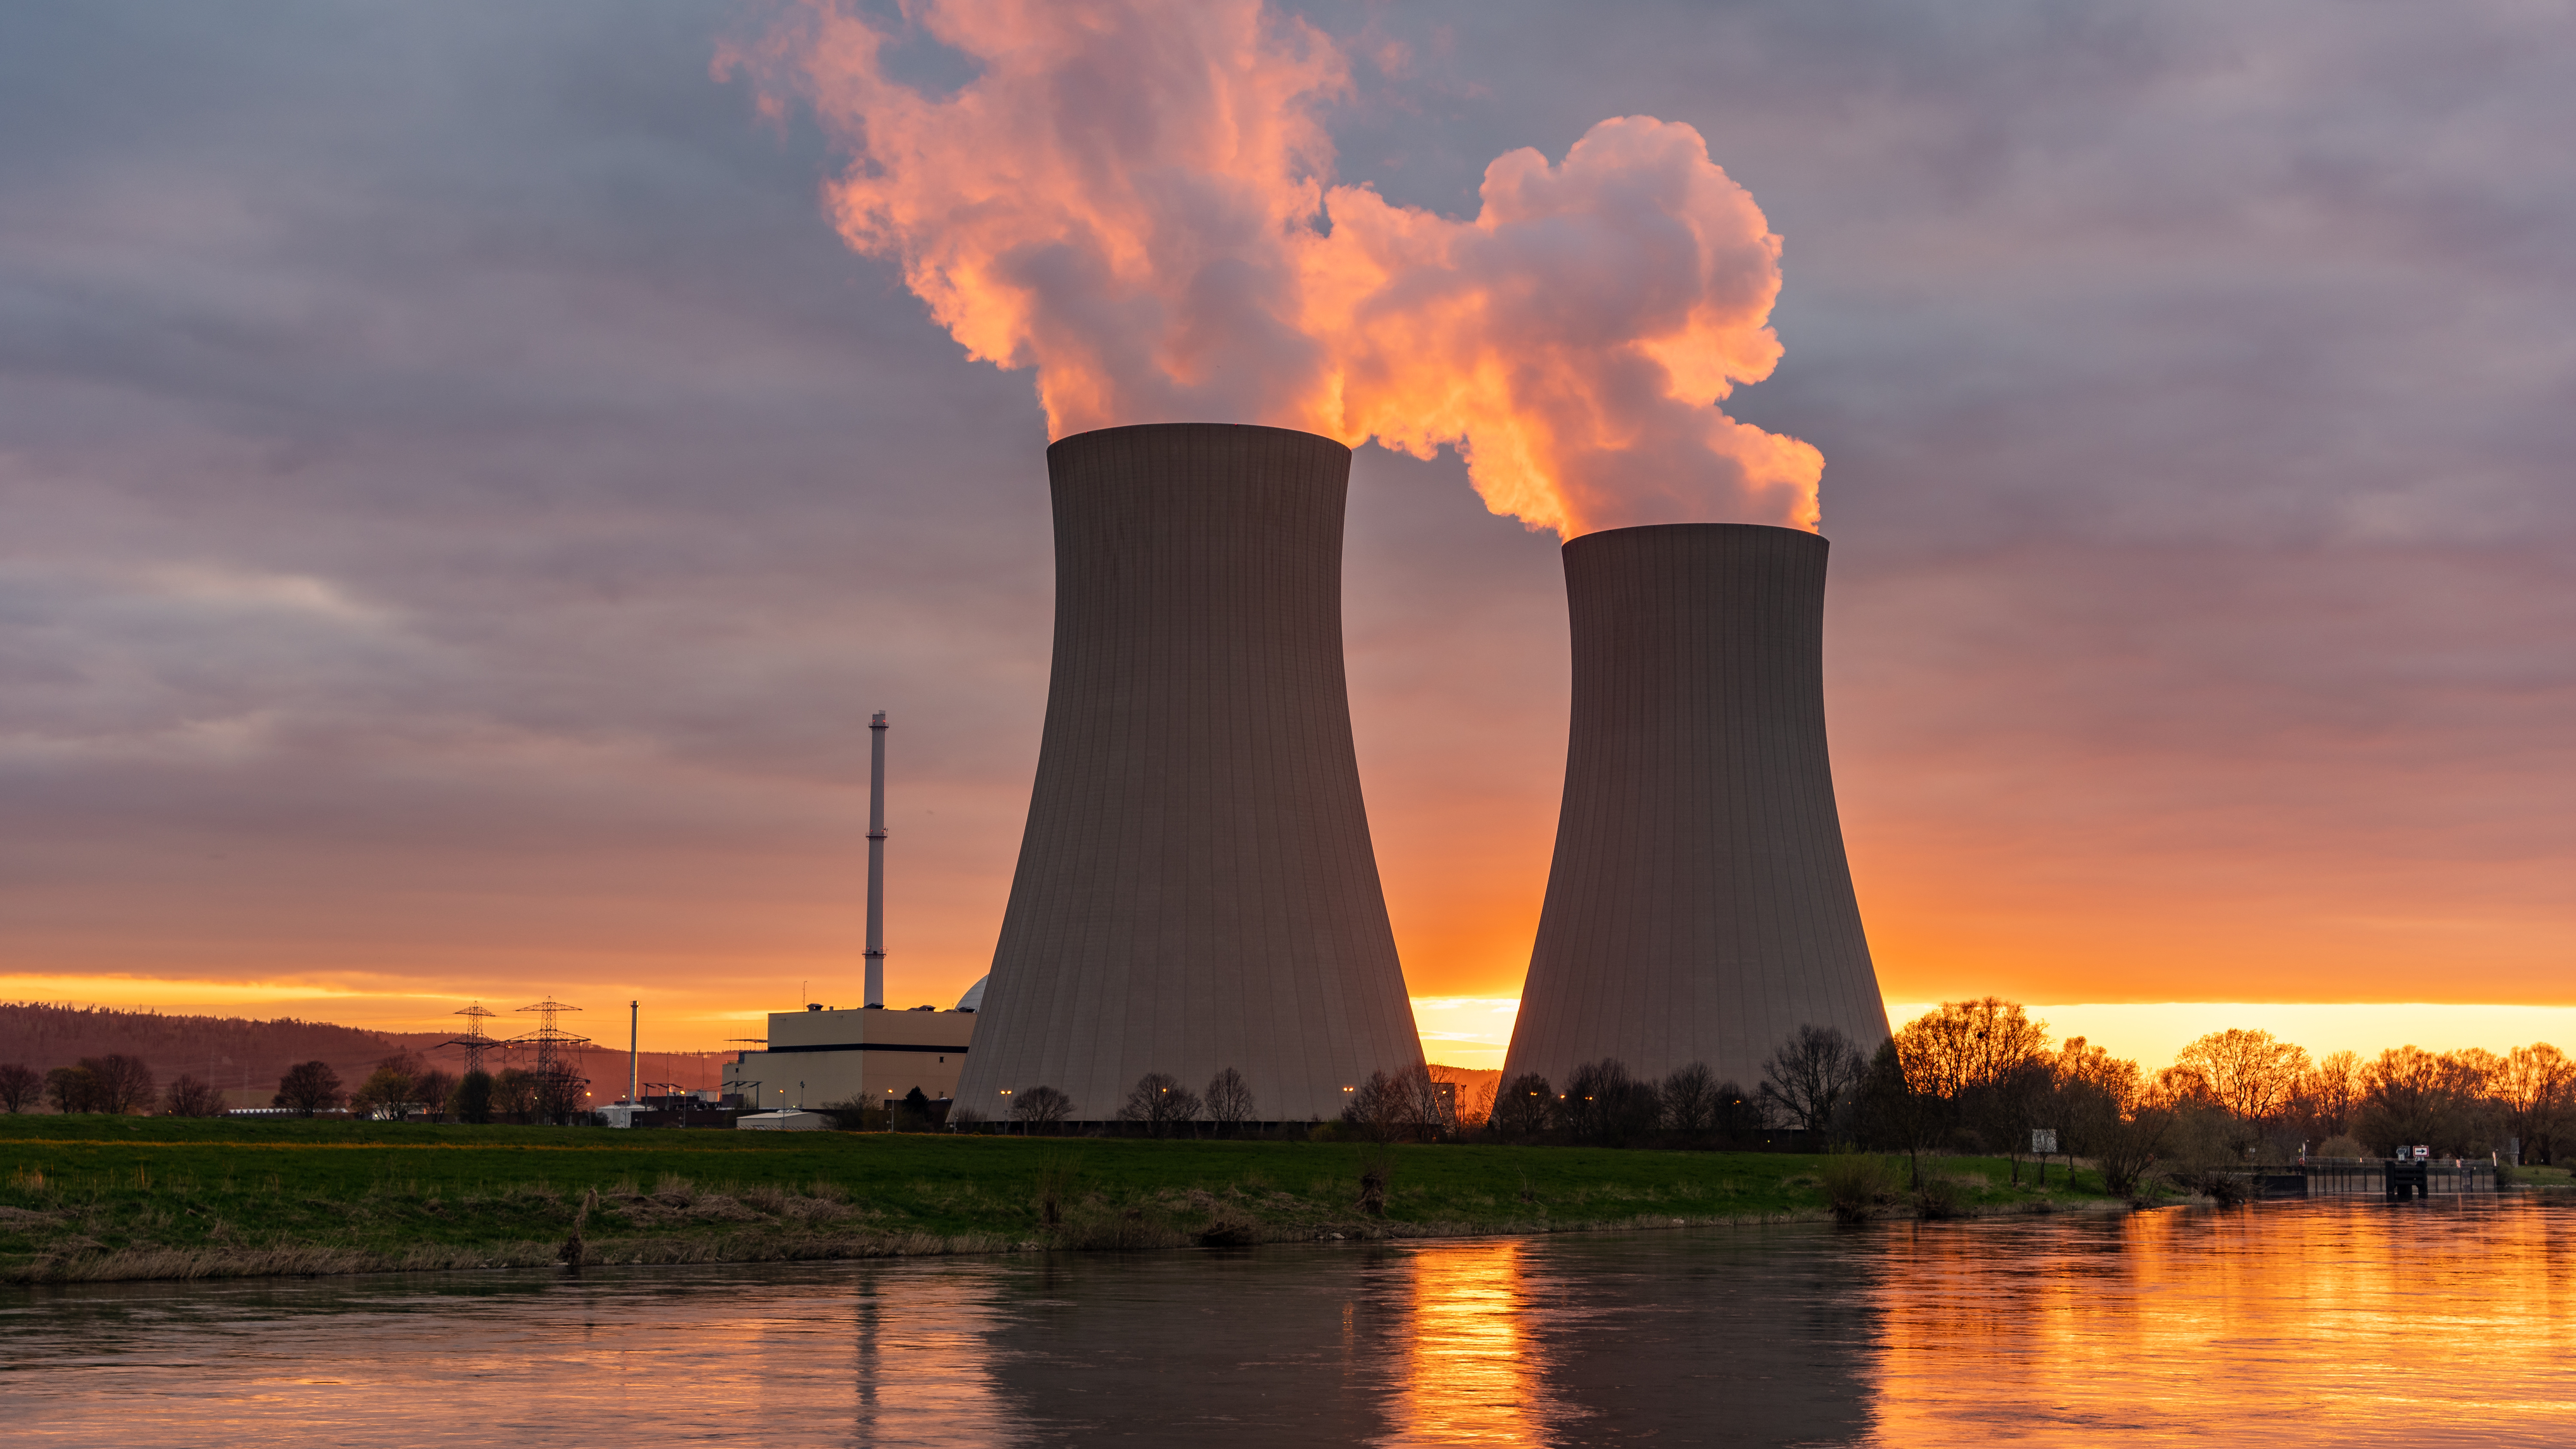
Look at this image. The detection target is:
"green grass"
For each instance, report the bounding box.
[0,1115,2114,1284]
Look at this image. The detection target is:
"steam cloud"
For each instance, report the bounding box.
[723,1,1823,536]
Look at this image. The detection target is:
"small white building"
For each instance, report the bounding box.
[736,1109,830,1131]
[723,989,979,1114]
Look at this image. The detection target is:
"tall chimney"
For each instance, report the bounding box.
[1501,523,1889,1096]
[865,710,888,1009]
[957,423,1423,1122]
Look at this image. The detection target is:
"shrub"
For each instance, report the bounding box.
[2181,1171,2251,1206]
[1914,1177,1965,1220]
[1820,1152,1899,1222]
[1355,1148,1392,1217]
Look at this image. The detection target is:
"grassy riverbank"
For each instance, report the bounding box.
[0,1116,2115,1285]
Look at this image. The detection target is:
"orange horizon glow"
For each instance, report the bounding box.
[16,973,2576,1084]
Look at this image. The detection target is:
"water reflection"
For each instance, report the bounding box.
[5,1199,2576,1446]
[1865,1199,2576,1443]
[1389,1239,1540,1445]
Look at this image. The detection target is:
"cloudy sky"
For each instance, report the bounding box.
[5,1,2570,1067]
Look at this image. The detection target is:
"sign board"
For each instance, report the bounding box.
[2031,1128,2059,1154]
[2413,1145,2431,1160]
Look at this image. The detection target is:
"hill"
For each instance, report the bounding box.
[0,1003,727,1109]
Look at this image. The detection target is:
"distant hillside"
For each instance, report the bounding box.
[1428,1064,1501,1124]
[0,1003,729,1109]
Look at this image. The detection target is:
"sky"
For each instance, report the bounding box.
[3,1,2570,1071]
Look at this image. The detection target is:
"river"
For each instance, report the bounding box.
[6,1194,2572,1446]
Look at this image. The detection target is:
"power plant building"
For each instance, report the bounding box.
[1500,522,1890,1097]
[723,1002,976,1114]
[954,423,1425,1124]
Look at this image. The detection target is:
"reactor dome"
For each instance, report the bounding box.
[956,975,987,1012]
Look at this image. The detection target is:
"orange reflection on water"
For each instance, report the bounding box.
[1384,1239,1545,1446]
[1867,1200,2576,1441]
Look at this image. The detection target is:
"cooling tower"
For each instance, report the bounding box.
[1500,522,1889,1098]
[956,423,1424,1124]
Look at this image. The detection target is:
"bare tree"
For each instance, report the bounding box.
[1343,1069,1411,1143]
[2172,1028,2310,1156]
[2302,1050,2363,1139]
[1661,1062,1718,1134]
[1490,1074,1553,1139]
[1856,1042,1936,1188]
[1405,1066,1456,1140]
[414,1068,457,1121]
[348,1052,427,1120]
[1977,1056,2059,1184]
[0,1063,41,1114]
[1203,1067,1256,1133]
[1759,1026,1870,1136]
[1119,1072,1201,1137]
[349,1064,418,1120]
[2356,1046,2488,1155]
[1556,1060,1661,1144]
[534,1064,589,1124]
[1893,1000,2052,1104]
[274,1060,345,1116]
[2494,1044,2575,1164]
[162,1074,227,1118]
[45,1064,99,1114]
[1713,1079,1765,1135]
[490,1067,539,1122]
[2175,1029,2312,1121]
[85,1054,157,1115]
[1010,1084,1073,1132]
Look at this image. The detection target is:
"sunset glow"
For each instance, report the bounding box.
[722,0,1822,537]
[3,3,2569,1090]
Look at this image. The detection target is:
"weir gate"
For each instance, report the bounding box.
[2254,1159,2500,1201]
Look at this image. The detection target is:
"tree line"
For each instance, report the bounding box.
[0,1055,227,1118]
[958,1002,2576,1188]
[1853,999,2573,1187]
[9,1002,2569,1175]
[0,1050,597,1125]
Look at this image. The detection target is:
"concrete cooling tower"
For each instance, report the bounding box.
[1500,522,1889,1097]
[955,423,1424,1124]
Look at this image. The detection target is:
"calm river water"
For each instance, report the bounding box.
[6,1195,2573,1446]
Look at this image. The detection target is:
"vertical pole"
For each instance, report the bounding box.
[865,711,889,1008]
[629,1000,639,1107]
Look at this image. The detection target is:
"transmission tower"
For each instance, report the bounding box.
[507,999,592,1074]
[443,1002,501,1074]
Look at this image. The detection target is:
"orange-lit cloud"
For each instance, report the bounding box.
[721,0,1822,536]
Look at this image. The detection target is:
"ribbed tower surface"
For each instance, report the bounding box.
[1501,523,1889,1099]
[956,424,1424,1124]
